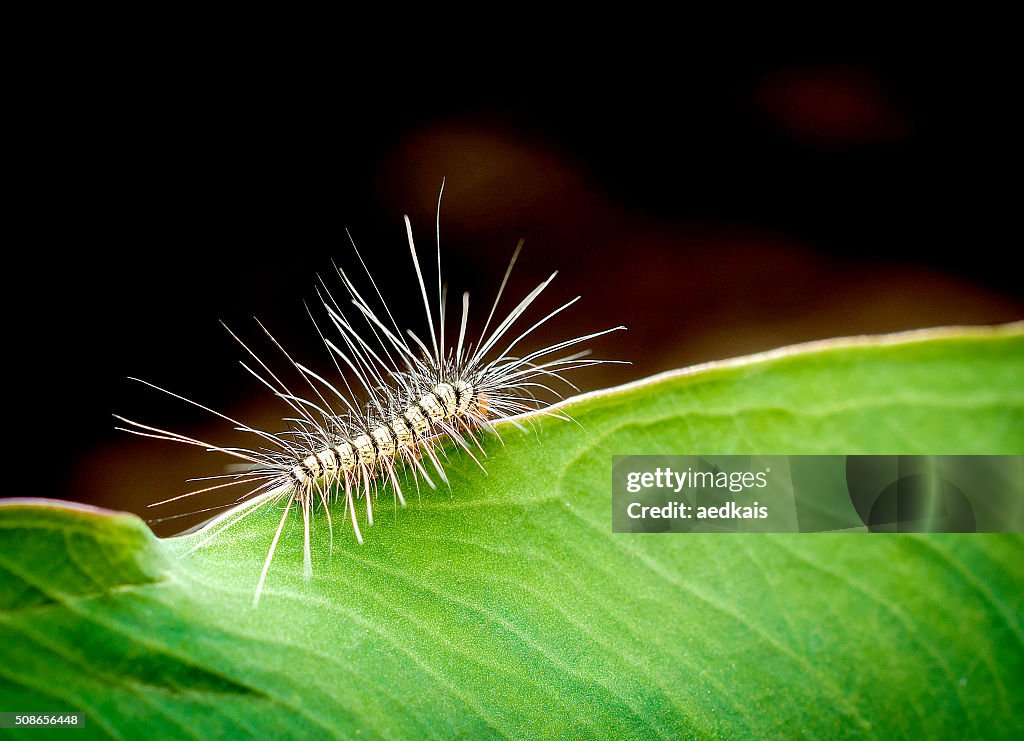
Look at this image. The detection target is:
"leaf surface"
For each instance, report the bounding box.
[2,325,1022,738]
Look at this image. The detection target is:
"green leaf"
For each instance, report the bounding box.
[2,324,1023,738]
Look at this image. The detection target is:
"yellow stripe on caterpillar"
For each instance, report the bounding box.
[334,442,356,471]
[404,405,429,438]
[372,426,396,459]
[353,434,375,466]
[390,418,413,448]
[418,393,444,422]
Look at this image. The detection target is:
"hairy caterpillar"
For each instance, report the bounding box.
[117,199,624,604]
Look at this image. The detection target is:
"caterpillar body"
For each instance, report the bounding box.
[117,201,624,604]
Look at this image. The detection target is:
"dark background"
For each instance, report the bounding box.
[13,39,1020,533]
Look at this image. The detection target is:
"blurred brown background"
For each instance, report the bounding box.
[15,40,1020,534]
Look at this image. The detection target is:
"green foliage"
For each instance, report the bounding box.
[2,325,1022,738]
